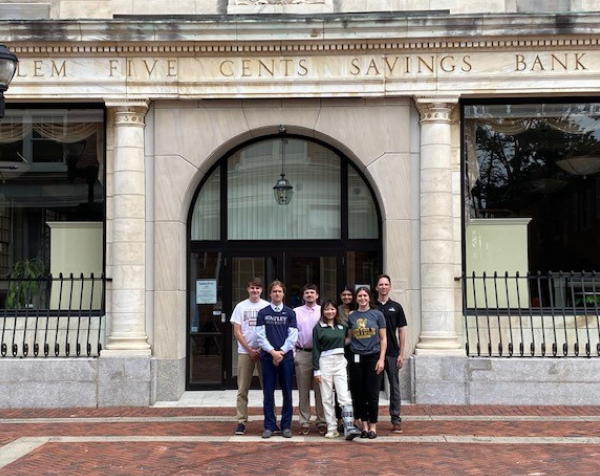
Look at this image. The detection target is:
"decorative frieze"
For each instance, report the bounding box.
[7,37,600,55]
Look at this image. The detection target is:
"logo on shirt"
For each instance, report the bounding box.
[264,314,289,325]
[352,317,376,339]
[388,307,397,312]
[242,309,258,327]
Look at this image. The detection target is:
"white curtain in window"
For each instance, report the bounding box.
[348,166,378,239]
[191,169,220,241]
[227,139,341,240]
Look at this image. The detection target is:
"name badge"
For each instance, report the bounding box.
[354,354,360,364]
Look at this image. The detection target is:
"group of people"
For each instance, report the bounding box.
[230,275,407,440]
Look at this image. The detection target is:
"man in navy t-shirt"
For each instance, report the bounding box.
[256,280,298,439]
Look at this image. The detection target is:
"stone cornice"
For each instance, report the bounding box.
[4,36,600,56]
[2,13,600,52]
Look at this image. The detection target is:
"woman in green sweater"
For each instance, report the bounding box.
[312,299,361,440]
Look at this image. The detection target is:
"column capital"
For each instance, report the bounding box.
[414,96,459,123]
[105,99,150,127]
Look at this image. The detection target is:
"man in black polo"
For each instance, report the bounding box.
[375,274,407,433]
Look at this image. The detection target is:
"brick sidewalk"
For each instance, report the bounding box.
[1,405,600,476]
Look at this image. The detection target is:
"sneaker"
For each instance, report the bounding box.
[317,423,328,436]
[234,423,246,435]
[282,428,293,438]
[324,430,340,439]
[392,422,403,434]
[262,429,274,439]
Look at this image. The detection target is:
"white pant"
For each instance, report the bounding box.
[319,353,352,432]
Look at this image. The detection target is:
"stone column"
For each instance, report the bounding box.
[414,97,462,354]
[103,99,151,356]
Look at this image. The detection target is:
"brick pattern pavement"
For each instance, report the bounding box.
[1,406,600,476]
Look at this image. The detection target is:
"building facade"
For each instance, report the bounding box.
[1,0,600,407]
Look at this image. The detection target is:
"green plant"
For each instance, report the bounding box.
[5,258,47,309]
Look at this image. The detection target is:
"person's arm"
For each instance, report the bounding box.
[376,328,387,374]
[397,326,406,369]
[281,327,298,354]
[255,323,273,354]
[233,324,253,353]
[312,326,322,382]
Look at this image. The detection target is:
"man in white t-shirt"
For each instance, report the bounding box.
[230,277,269,435]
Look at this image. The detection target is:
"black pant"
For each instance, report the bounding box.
[348,352,383,424]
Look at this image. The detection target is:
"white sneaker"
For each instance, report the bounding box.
[324,431,340,439]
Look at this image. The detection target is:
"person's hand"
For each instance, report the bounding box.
[315,375,322,384]
[271,350,284,365]
[375,358,384,374]
[249,348,260,361]
[396,355,404,370]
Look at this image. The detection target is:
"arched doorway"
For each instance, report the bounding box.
[187,134,382,389]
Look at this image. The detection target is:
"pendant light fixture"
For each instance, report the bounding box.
[0,44,19,119]
[273,125,293,205]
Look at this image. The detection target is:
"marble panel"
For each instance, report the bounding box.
[421,287,455,312]
[131,0,197,14]
[421,239,454,263]
[420,192,453,218]
[154,154,203,222]
[113,152,145,173]
[110,0,134,14]
[112,217,145,243]
[154,221,184,292]
[110,242,145,266]
[110,264,145,290]
[382,219,412,285]
[154,107,249,172]
[421,305,457,332]
[111,289,145,310]
[241,103,321,135]
[113,194,145,219]
[153,290,186,359]
[316,103,411,169]
[421,263,455,287]
[367,153,411,221]
[421,217,453,241]
[59,1,111,19]
[421,168,452,192]
[420,146,452,169]
[114,171,145,196]
[113,126,147,149]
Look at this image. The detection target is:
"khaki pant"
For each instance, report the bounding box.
[236,353,262,424]
[294,349,325,426]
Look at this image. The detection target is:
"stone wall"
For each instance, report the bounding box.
[0,0,595,20]
[414,355,600,405]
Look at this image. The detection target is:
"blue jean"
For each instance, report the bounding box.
[261,354,294,431]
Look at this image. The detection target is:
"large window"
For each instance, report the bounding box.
[191,136,379,242]
[464,101,600,273]
[0,107,105,281]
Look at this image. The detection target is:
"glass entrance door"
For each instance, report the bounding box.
[188,248,342,389]
[188,250,226,387]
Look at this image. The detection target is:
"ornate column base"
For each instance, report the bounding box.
[415,334,463,355]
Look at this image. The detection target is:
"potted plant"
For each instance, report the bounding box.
[5,258,47,310]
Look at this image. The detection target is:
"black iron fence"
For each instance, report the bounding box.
[462,271,600,358]
[0,273,106,358]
